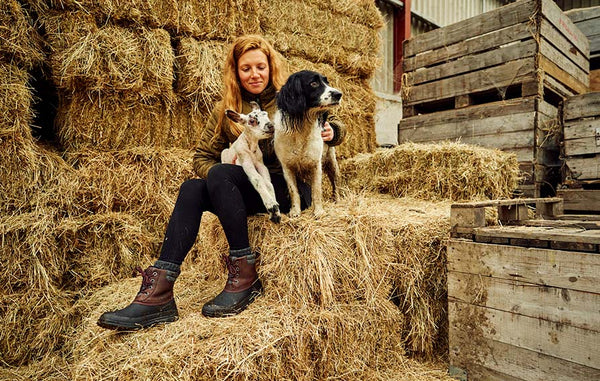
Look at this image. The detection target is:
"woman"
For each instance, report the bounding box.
[97,35,346,329]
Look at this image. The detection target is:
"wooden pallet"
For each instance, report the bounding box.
[448,197,600,381]
[399,0,590,197]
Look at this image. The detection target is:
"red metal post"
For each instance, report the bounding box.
[394,0,411,93]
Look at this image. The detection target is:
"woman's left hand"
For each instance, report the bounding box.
[321,122,334,142]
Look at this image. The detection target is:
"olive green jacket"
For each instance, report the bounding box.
[192,84,346,178]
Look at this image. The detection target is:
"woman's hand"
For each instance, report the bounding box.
[321,122,334,142]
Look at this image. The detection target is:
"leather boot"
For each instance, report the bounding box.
[202,253,262,318]
[97,266,179,330]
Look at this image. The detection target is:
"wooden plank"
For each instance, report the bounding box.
[564,156,600,180]
[564,92,600,120]
[540,19,590,75]
[399,111,536,144]
[449,301,600,369]
[452,197,562,209]
[404,22,534,73]
[409,40,537,86]
[448,272,600,332]
[404,0,535,57]
[472,225,600,245]
[557,189,600,212]
[398,97,537,130]
[449,308,600,381]
[538,55,589,95]
[565,6,600,24]
[543,71,579,100]
[451,207,486,229]
[540,0,590,57]
[564,119,600,156]
[447,240,600,293]
[539,38,589,85]
[571,17,600,38]
[404,58,537,106]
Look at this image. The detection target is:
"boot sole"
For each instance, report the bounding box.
[202,282,263,318]
[97,313,179,330]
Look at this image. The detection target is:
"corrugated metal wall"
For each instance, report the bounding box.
[411,0,511,28]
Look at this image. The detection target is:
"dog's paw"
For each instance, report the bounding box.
[268,205,281,223]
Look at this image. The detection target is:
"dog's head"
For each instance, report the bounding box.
[226,101,274,139]
[277,70,342,124]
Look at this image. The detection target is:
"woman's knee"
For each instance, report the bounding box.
[177,179,208,205]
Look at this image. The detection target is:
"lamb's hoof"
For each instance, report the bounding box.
[268,205,281,223]
[314,208,325,218]
[288,208,301,218]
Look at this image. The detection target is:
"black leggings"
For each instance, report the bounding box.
[158,163,310,265]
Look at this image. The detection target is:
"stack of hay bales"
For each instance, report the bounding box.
[1,0,522,380]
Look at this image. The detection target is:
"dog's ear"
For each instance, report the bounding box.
[225,109,242,123]
[277,75,306,117]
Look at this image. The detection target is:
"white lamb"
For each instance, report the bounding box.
[222,101,281,223]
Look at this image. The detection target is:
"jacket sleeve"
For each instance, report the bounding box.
[192,108,229,178]
[326,113,346,147]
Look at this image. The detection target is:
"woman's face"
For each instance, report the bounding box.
[237,49,270,95]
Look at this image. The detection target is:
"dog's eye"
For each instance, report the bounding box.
[249,117,258,126]
[310,81,319,88]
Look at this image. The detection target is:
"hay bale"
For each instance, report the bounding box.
[178,0,261,39]
[304,0,385,28]
[67,194,451,379]
[41,10,99,54]
[55,92,176,150]
[0,210,158,365]
[0,62,34,138]
[262,0,382,78]
[341,142,521,201]
[0,0,45,69]
[174,37,226,113]
[50,25,174,97]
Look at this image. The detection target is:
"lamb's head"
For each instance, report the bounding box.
[226,101,274,140]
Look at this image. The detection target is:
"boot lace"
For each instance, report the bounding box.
[133,266,156,295]
[223,255,240,286]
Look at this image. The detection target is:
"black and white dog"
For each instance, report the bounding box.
[274,70,342,218]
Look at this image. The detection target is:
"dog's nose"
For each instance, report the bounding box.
[331,90,342,102]
[266,122,274,132]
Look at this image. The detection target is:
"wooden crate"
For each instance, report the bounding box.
[566,6,600,91]
[448,198,600,381]
[399,0,590,197]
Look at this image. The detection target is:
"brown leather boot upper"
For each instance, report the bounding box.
[133,266,177,306]
[223,254,258,293]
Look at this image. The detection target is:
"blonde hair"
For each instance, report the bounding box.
[216,35,287,137]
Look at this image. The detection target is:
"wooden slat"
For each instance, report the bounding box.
[557,189,600,212]
[409,40,537,86]
[451,197,562,209]
[398,97,537,129]
[540,0,589,57]
[565,6,600,24]
[543,71,579,100]
[449,301,599,369]
[472,225,600,245]
[404,22,533,72]
[564,119,600,156]
[404,0,535,58]
[399,111,535,144]
[564,92,600,121]
[538,55,589,95]
[448,271,600,332]
[539,38,589,85]
[447,240,600,293]
[449,306,600,381]
[564,156,600,180]
[572,17,600,40]
[404,58,536,105]
[540,19,590,75]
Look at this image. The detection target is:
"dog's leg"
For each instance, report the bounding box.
[240,159,280,223]
[323,146,340,202]
[281,164,302,218]
[311,163,325,217]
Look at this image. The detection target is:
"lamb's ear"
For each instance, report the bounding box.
[277,76,306,117]
[249,101,261,111]
[225,109,242,123]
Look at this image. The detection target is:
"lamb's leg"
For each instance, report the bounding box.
[323,146,340,202]
[240,160,280,223]
[256,163,281,223]
[281,164,302,218]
